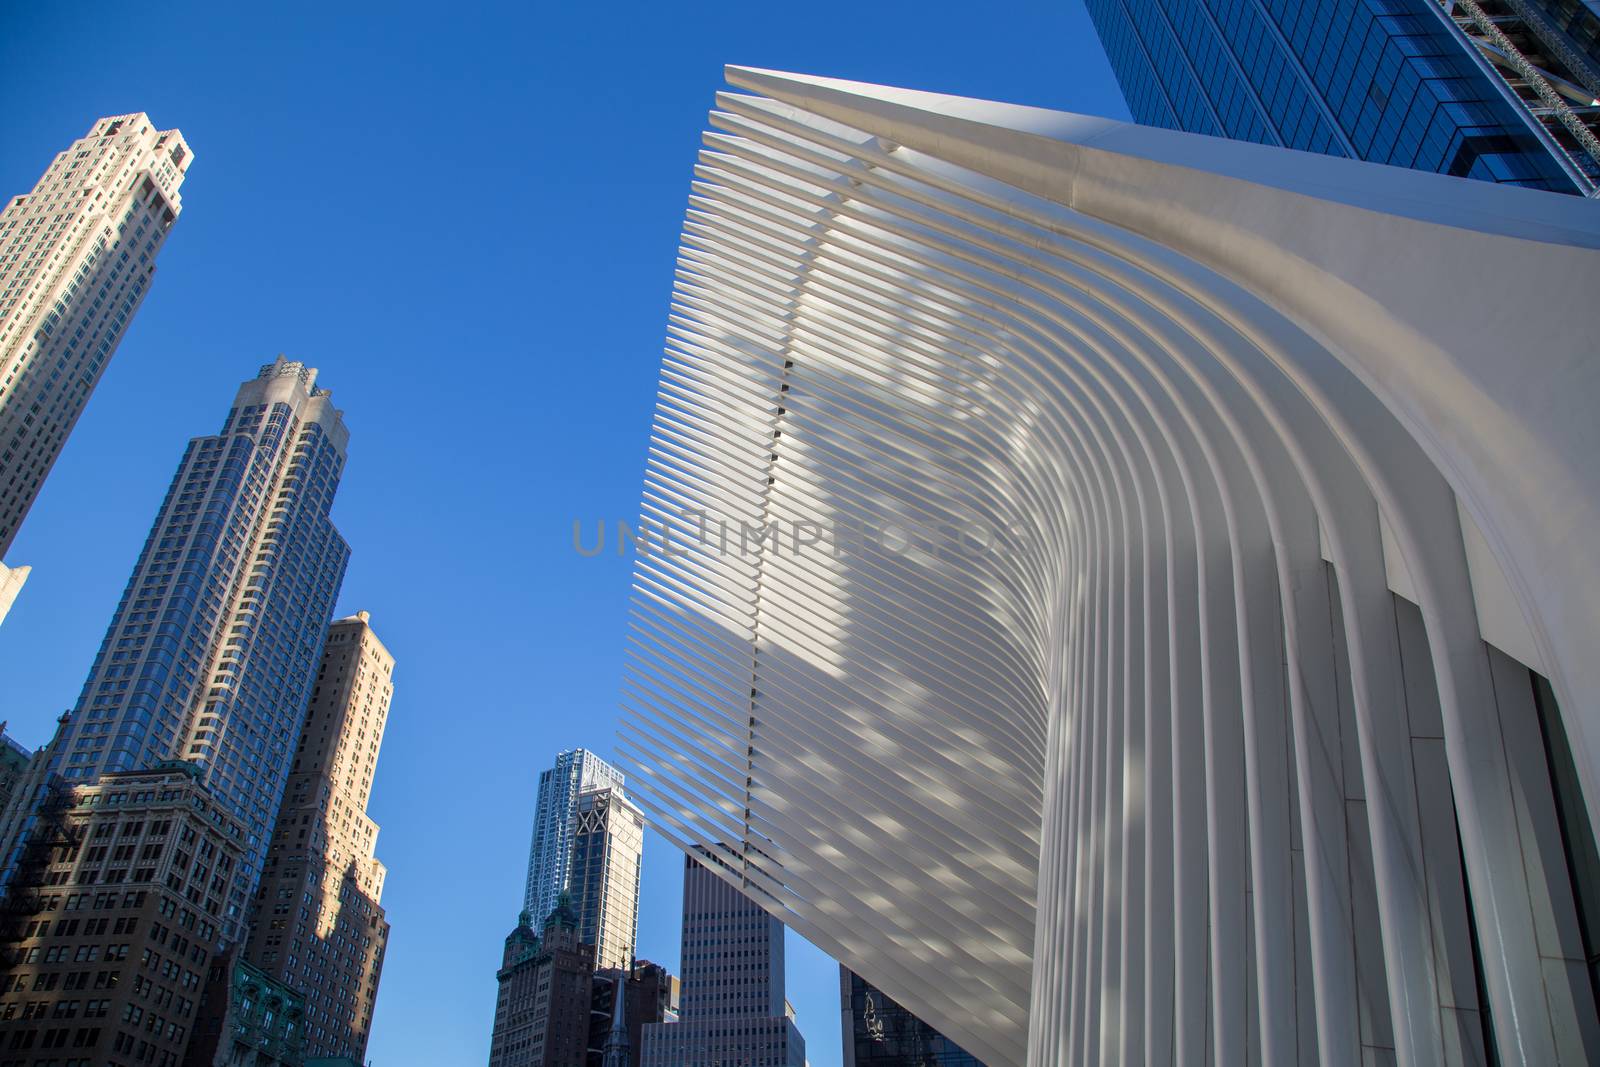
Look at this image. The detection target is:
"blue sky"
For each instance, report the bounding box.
[0,3,1127,1063]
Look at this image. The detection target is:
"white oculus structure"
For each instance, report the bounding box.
[617,66,1600,1067]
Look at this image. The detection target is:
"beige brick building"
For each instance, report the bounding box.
[244,612,392,1062]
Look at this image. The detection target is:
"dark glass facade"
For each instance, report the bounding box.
[1085,0,1590,192]
[841,968,984,1067]
[1524,0,1600,78]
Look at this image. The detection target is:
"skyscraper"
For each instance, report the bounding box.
[0,114,192,558]
[621,67,1600,1066]
[840,967,985,1067]
[245,611,394,1061]
[522,750,624,924]
[487,897,595,1067]
[638,854,804,1067]
[566,786,643,971]
[45,356,350,929]
[1084,0,1600,194]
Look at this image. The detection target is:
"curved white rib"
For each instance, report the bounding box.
[619,67,1600,1067]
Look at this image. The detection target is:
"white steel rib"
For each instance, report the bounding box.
[619,66,1600,1067]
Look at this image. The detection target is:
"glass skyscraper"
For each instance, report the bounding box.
[1084,0,1600,194]
[522,747,626,923]
[45,356,350,929]
[567,784,644,970]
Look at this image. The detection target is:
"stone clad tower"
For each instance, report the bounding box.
[245,611,395,1061]
[0,114,193,557]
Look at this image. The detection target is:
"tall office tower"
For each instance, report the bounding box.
[639,855,804,1067]
[46,356,350,932]
[0,764,248,1067]
[566,786,643,970]
[622,68,1600,1066]
[244,611,394,1061]
[522,749,625,923]
[1084,1,1600,195]
[840,967,985,1067]
[487,897,595,1067]
[0,114,192,558]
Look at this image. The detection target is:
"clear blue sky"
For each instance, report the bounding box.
[0,3,1127,1063]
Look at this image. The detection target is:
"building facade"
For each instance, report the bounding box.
[0,717,70,900]
[0,730,32,818]
[182,949,305,1067]
[1084,0,1600,194]
[0,114,192,560]
[487,898,594,1067]
[523,751,625,927]
[244,612,393,1061]
[588,961,675,1067]
[618,67,1600,1066]
[42,356,350,929]
[566,788,642,972]
[638,855,804,1067]
[0,764,247,1067]
[840,968,984,1067]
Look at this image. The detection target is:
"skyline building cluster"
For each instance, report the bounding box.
[522,750,627,942]
[0,111,813,1067]
[0,119,397,1067]
[493,751,822,1067]
[46,357,351,896]
[488,749,675,1067]
[485,893,679,1067]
